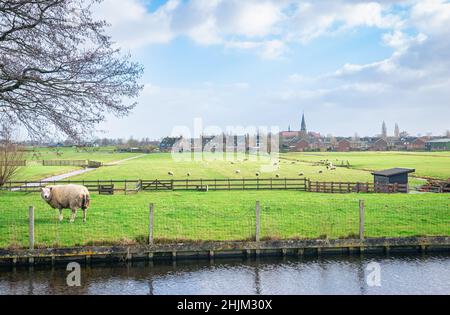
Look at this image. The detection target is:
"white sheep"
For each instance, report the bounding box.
[168,171,174,176]
[298,172,304,176]
[186,172,191,177]
[235,170,241,174]
[255,172,260,177]
[275,174,280,178]
[41,185,90,223]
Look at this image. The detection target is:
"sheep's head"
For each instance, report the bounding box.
[40,187,52,201]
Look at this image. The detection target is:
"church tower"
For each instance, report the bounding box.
[300,112,307,137]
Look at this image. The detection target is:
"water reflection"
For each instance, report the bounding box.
[0,253,449,295]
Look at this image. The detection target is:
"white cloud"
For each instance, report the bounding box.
[94,0,411,59]
[216,0,283,37]
[94,0,177,48]
[286,0,403,43]
[225,39,287,59]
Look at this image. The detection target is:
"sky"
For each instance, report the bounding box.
[93,0,450,139]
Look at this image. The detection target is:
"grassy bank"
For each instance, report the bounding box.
[0,191,448,248]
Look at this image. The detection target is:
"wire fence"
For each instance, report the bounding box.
[1,194,448,249]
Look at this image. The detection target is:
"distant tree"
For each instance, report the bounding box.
[0,123,24,186]
[0,0,143,140]
[399,131,409,138]
[353,132,360,141]
[381,121,387,139]
[127,137,139,147]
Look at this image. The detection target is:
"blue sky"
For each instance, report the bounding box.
[93,0,450,139]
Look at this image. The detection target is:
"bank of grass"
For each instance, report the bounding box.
[0,190,448,249]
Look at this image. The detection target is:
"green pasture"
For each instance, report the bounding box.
[25,146,139,163]
[283,151,450,180]
[10,147,142,181]
[0,191,448,248]
[70,152,428,187]
[8,148,450,187]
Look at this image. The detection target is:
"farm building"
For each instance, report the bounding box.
[372,168,415,193]
[426,138,450,151]
[337,139,351,152]
[292,138,310,152]
[370,138,388,151]
[407,138,427,151]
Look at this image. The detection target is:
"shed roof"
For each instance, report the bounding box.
[371,168,415,177]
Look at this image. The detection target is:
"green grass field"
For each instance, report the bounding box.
[9,148,450,186]
[11,147,142,181]
[0,191,448,248]
[283,151,450,180]
[72,152,376,181]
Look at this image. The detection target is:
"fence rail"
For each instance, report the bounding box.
[0,160,27,166]
[1,178,410,193]
[307,181,408,193]
[41,160,103,168]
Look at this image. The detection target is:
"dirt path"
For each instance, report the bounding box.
[104,154,146,166]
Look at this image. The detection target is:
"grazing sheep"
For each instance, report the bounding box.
[168,171,174,176]
[186,172,191,177]
[298,172,304,176]
[275,174,280,178]
[318,170,323,174]
[41,185,90,223]
[235,170,241,174]
[255,172,260,177]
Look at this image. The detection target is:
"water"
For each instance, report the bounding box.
[0,253,449,295]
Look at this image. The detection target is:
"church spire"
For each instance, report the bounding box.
[301,112,307,133]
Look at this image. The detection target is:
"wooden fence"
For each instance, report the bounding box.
[1,178,409,194]
[42,160,103,168]
[139,178,308,191]
[307,180,408,193]
[0,160,27,166]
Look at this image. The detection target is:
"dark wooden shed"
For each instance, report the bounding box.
[372,168,415,193]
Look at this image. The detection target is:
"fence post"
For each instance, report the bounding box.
[359,200,365,240]
[149,203,154,245]
[29,206,35,250]
[255,201,260,242]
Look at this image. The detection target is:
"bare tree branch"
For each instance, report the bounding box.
[0,0,143,140]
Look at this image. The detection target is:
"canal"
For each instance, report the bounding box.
[1,253,449,295]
